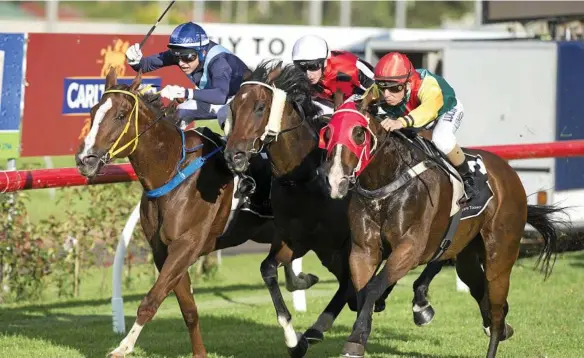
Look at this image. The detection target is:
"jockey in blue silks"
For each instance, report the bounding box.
[125,22,249,129]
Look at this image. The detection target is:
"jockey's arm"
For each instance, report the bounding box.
[189,57,231,105]
[130,51,175,73]
[399,76,444,128]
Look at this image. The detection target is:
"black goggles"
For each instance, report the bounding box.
[171,51,198,63]
[294,60,323,72]
[377,81,405,93]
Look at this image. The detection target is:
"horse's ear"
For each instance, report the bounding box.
[129,70,143,92]
[105,66,117,89]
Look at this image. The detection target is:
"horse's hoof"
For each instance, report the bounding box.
[286,273,320,292]
[303,328,324,345]
[287,333,309,358]
[501,323,514,341]
[107,353,124,358]
[374,300,386,313]
[298,273,320,288]
[341,342,365,358]
[413,304,435,326]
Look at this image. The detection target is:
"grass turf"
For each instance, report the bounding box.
[1,251,582,358]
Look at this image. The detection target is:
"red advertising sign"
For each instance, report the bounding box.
[20,33,193,157]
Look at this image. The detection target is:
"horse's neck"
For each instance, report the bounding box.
[268,115,318,178]
[359,135,419,190]
[128,117,182,191]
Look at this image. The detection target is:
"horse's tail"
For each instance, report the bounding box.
[526,203,571,279]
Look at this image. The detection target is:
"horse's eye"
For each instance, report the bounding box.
[352,126,366,145]
[254,102,265,115]
[116,113,126,121]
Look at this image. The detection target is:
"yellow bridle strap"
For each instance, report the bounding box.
[103,89,141,159]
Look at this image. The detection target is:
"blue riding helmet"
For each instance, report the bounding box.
[167,22,209,62]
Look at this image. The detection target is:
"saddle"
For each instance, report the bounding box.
[399,129,492,212]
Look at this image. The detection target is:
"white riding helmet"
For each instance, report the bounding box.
[292,34,329,64]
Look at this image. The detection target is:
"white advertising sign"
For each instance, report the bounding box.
[201,23,387,67]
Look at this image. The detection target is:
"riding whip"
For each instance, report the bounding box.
[139,0,176,48]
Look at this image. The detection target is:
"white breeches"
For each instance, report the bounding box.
[313,100,334,116]
[431,100,464,154]
[177,97,234,130]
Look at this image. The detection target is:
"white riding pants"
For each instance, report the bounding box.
[177,97,234,130]
[313,100,334,116]
[431,100,464,154]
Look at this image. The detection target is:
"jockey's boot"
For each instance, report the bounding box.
[446,144,480,201]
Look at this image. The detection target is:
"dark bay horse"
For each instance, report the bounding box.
[223,60,446,357]
[318,99,569,357]
[75,67,318,358]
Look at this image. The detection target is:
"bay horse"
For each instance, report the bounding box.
[317,97,569,357]
[223,60,447,357]
[75,67,319,358]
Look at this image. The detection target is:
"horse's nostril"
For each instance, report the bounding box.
[82,155,98,166]
[233,152,245,162]
[338,178,349,194]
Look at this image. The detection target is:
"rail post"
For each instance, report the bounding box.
[112,201,141,335]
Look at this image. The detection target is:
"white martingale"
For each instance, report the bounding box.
[79,98,112,160]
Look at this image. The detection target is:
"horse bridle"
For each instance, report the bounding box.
[95,88,168,166]
[233,81,308,154]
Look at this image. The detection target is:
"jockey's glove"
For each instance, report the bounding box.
[126,43,143,66]
[160,85,196,101]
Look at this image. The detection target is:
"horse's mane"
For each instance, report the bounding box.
[248,60,323,128]
[109,83,179,124]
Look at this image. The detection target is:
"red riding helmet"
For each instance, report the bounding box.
[374,52,413,84]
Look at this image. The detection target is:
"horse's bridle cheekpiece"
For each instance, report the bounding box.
[102,89,142,162]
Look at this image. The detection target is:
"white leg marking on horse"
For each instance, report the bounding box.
[79,98,112,160]
[413,303,431,312]
[328,145,345,199]
[483,325,491,337]
[277,315,298,348]
[109,322,144,356]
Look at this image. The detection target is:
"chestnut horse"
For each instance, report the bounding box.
[318,98,569,357]
[223,60,447,357]
[75,68,318,358]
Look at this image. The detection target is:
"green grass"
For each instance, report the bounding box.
[1,251,582,358]
[2,120,223,223]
